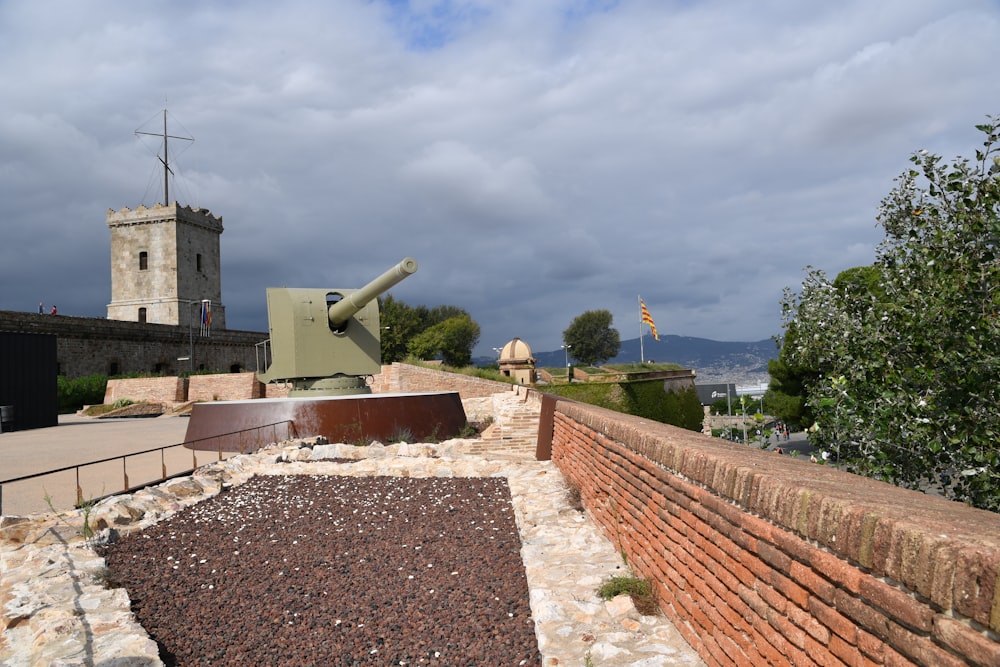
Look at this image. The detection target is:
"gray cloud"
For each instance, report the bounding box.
[2,0,998,359]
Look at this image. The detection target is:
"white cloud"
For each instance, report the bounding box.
[1,0,998,359]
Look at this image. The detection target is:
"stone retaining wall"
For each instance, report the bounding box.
[546,397,1000,666]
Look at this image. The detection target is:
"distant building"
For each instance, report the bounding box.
[498,338,537,385]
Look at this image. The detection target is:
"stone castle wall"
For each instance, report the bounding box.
[0,311,264,378]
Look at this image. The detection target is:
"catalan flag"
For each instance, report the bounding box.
[639,297,659,341]
[200,300,212,336]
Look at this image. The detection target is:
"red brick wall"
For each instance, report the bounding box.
[104,377,187,404]
[551,398,1000,667]
[188,373,264,402]
[101,364,508,404]
[378,362,511,399]
[264,382,291,398]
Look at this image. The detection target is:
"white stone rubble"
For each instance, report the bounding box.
[2,437,704,666]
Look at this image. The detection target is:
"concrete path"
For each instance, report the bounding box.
[0,415,205,516]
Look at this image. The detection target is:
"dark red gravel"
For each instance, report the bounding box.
[102,474,542,666]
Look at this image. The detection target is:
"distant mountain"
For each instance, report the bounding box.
[478,335,777,385]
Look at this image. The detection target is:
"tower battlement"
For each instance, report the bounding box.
[107,203,223,232]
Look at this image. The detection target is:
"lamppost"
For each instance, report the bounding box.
[492,347,502,361]
[740,395,748,445]
[561,344,572,382]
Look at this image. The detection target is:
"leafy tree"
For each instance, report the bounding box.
[768,264,884,430]
[831,265,884,303]
[408,314,481,367]
[379,296,481,365]
[427,305,468,323]
[563,310,621,366]
[782,116,1000,511]
[761,384,803,428]
[379,294,424,363]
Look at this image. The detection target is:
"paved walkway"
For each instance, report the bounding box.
[0,415,213,516]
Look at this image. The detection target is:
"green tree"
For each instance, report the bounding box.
[408,314,481,367]
[768,264,884,430]
[379,297,480,365]
[563,310,621,366]
[782,116,1000,511]
[379,294,424,363]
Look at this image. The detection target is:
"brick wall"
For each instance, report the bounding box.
[106,373,294,405]
[378,362,513,399]
[105,377,187,404]
[549,398,1000,667]
[188,373,265,402]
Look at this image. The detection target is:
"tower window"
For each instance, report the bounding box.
[138,307,147,323]
[139,251,148,270]
[197,253,203,272]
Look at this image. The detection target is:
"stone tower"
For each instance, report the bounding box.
[106,203,227,330]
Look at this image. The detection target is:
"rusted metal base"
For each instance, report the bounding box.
[183,392,467,452]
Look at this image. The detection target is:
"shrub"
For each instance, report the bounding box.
[57,374,108,414]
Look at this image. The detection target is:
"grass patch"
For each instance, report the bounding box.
[387,427,415,444]
[405,357,518,384]
[596,574,659,616]
[91,565,122,589]
[565,484,584,512]
[603,362,685,372]
[81,398,134,417]
[457,421,481,438]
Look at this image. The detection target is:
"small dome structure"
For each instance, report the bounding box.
[497,337,537,385]
[500,338,534,363]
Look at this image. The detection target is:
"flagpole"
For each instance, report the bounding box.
[638,295,645,364]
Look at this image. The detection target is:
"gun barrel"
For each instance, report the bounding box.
[327,257,418,326]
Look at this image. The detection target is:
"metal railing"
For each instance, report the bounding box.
[0,420,297,515]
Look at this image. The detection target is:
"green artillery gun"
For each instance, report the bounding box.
[257,258,418,396]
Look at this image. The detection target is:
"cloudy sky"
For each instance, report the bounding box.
[2,1,998,359]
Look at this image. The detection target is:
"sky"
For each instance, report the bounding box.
[2,1,999,359]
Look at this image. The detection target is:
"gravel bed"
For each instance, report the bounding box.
[102,473,541,666]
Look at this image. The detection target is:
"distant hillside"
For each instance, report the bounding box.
[482,335,777,385]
